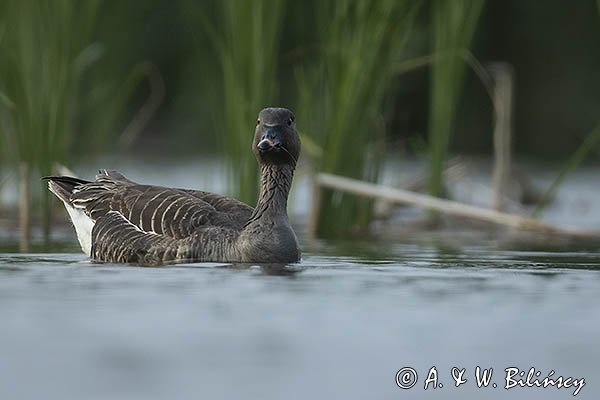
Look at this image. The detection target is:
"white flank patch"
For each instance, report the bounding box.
[64,203,95,256]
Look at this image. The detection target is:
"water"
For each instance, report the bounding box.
[1,244,599,400]
[1,157,600,398]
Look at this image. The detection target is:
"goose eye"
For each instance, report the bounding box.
[287,118,293,126]
[256,119,260,125]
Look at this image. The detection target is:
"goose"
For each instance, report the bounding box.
[46,107,301,265]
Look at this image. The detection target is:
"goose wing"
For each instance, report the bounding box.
[68,170,253,238]
[90,211,237,265]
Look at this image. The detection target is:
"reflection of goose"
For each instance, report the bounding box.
[47,108,301,265]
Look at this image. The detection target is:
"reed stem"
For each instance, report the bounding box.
[298,0,421,237]
[532,122,600,217]
[0,0,103,246]
[18,162,30,252]
[427,0,485,201]
[196,0,285,204]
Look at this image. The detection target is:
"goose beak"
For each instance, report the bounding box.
[258,127,282,153]
[258,138,275,153]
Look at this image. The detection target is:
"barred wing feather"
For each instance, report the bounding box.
[69,171,253,239]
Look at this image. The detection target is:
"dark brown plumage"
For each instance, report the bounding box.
[47,107,301,265]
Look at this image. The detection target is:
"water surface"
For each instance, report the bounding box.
[1,244,598,400]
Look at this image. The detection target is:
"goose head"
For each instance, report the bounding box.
[253,107,300,167]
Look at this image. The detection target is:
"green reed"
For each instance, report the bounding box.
[0,0,101,246]
[427,0,485,199]
[194,0,285,205]
[296,0,420,237]
[532,121,600,217]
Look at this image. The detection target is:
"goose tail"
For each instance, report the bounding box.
[44,176,90,205]
[44,175,95,256]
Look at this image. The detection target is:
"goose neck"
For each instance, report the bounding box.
[250,164,294,221]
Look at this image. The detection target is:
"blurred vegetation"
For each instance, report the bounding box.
[427,0,485,199]
[189,0,285,204]
[533,122,600,217]
[0,0,160,246]
[0,0,98,176]
[0,0,103,245]
[0,0,599,242]
[296,0,421,236]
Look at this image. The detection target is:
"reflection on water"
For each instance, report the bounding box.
[0,244,599,400]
